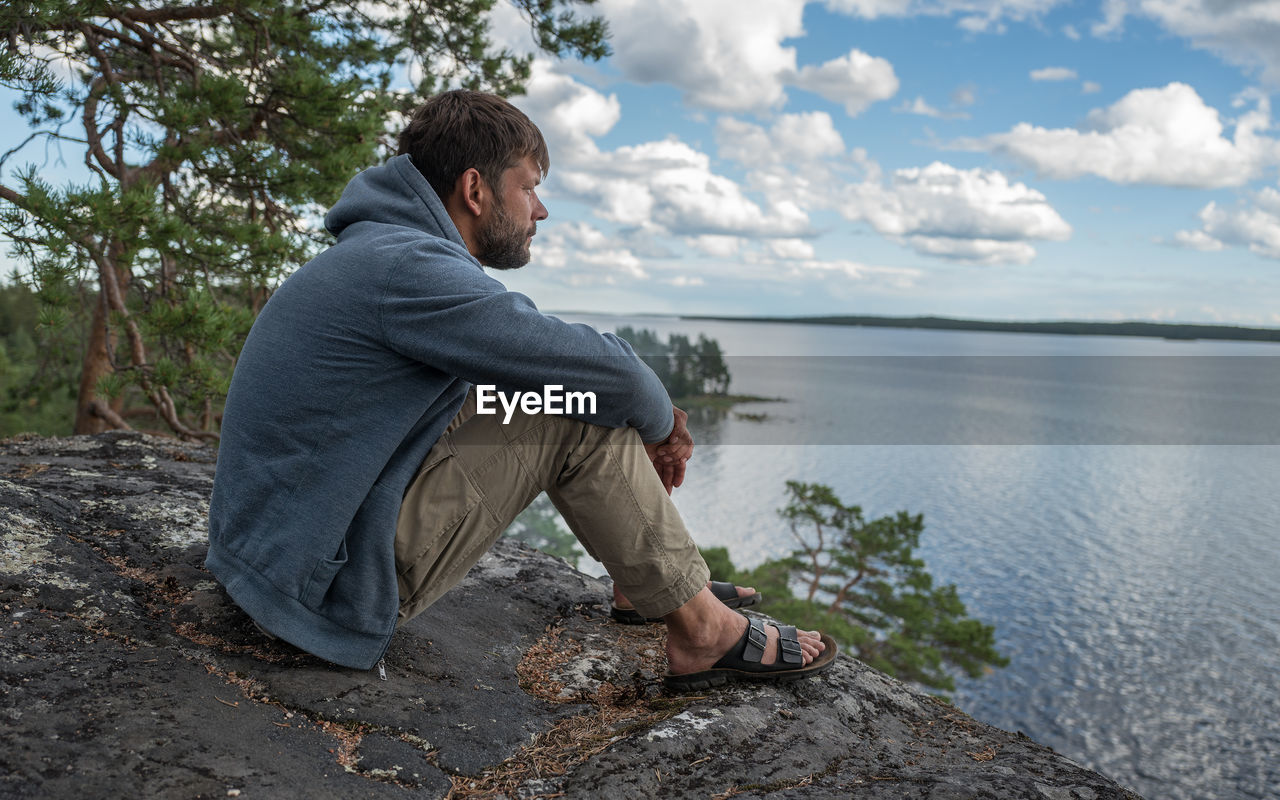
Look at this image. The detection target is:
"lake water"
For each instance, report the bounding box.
[560,313,1280,800]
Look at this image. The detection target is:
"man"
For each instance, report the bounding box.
[206,90,834,690]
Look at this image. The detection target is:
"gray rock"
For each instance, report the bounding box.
[0,432,1144,799]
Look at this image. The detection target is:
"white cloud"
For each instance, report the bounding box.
[767,238,818,260]
[1176,188,1280,259]
[771,257,923,289]
[715,115,1069,264]
[519,62,1066,278]
[1136,0,1280,86]
[1078,0,1280,86]
[663,275,706,287]
[515,0,1280,100]
[825,0,1278,84]
[537,222,920,293]
[976,82,1280,188]
[536,222,649,283]
[1172,229,1226,252]
[686,235,745,258]
[26,44,81,85]
[823,0,1069,28]
[597,1,897,115]
[513,68,822,247]
[1091,0,1128,37]
[510,62,620,160]
[952,85,977,107]
[837,162,1072,264]
[771,112,850,161]
[894,96,970,119]
[1030,66,1078,81]
[483,0,542,56]
[559,137,812,237]
[1082,81,1102,94]
[715,118,776,168]
[822,0,915,16]
[716,112,847,166]
[789,49,900,117]
[598,0,806,112]
[911,236,1038,262]
[957,14,1006,32]
[715,114,868,220]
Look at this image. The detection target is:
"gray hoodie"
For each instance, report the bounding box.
[206,154,672,669]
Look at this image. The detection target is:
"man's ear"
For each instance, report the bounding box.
[453,167,489,218]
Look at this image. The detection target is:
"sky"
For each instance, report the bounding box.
[4,0,1280,326]
[485,0,1280,325]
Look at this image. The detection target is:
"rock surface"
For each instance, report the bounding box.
[0,432,1142,800]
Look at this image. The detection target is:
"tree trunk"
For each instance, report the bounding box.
[73,288,127,434]
[73,294,114,434]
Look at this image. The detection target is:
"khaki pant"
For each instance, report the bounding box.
[394,392,709,622]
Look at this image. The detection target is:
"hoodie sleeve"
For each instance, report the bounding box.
[377,240,675,443]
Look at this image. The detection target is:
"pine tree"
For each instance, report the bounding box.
[695,333,729,394]
[614,326,732,400]
[0,1,608,438]
[614,325,671,389]
[745,481,1008,693]
[666,333,697,398]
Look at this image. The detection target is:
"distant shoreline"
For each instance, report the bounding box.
[676,314,1280,344]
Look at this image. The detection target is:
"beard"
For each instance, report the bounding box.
[475,199,535,270]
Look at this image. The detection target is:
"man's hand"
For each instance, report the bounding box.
[644,406,693,494]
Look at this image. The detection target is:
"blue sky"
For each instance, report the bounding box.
[488,0,1280,325]
[4,0,1280,326]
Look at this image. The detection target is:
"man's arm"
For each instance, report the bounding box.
[379,247,675,443]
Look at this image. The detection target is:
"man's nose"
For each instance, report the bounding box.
[532,192,548,221]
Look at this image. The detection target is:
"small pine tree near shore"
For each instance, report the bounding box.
[704,481,1007,694]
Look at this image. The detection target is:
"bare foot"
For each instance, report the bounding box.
[613,581,757,611]
[663,587,825,676]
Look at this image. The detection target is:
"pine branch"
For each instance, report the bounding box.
[829,567,867,614]
[155,384,220,441]
[88,398,134,430]
[81,76,123,179]
[117,5,234,25]
[0,182,28,209]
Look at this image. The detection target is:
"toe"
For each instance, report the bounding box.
[797,629,825,662]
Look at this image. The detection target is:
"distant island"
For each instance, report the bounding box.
[680,314,1280,344]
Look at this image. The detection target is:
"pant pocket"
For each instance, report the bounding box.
[394,451,502,620]
[395,447,483,575]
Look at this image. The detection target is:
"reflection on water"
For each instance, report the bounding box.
[694,356,1279,445]
[563,313,1280,800]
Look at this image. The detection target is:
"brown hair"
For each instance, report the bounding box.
[398,90,550,201]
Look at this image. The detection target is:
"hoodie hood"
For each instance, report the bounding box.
[324,154,467,250]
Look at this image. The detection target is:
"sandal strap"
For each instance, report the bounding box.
[777,625,804,665]
[709,581,737,603]
[742,617,769,664]
[738,618,805,665]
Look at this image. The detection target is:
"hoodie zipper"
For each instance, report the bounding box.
[373,622,394,681]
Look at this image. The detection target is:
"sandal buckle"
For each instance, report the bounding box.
[744,619,768,663]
